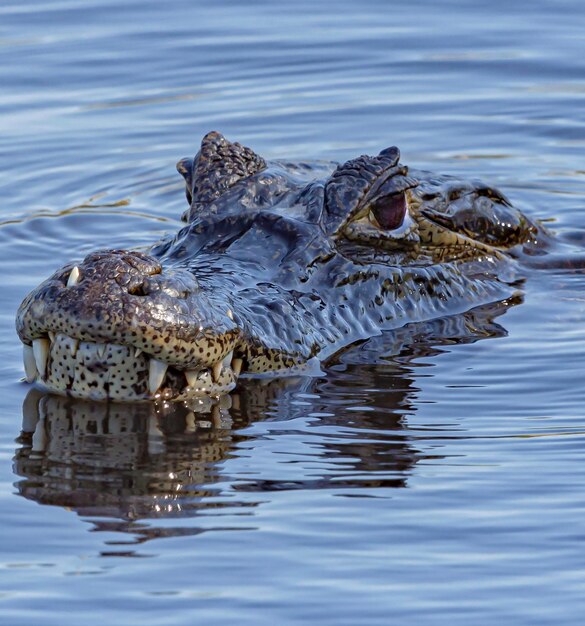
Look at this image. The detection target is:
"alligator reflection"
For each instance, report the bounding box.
[13,298,517,546]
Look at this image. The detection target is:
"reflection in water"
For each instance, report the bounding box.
[13,299,516,549]
[14,388,265,547]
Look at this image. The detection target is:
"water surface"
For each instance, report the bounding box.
[1,1,585,624]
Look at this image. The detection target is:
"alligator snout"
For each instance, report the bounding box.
[16,249,242,401]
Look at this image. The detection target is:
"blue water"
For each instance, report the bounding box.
[1,1,585,624]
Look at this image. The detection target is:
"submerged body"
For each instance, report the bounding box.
[16,132,541,401]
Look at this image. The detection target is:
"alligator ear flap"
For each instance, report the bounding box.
[191,131,267,205]
[176,157,195,206]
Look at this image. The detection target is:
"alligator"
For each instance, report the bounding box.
[16,131,541,402]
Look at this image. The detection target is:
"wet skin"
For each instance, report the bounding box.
[16,132,541,401]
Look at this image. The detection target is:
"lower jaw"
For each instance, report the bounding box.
[34,372,238,402]
[23,334,239,402]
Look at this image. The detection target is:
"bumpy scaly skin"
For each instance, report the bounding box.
[16,131,540,401]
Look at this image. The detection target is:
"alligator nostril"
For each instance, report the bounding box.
[128,282,148,296]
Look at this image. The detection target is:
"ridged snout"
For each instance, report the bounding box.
[16,249,240,370]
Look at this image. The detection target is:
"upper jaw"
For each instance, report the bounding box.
[18,302,245,401]
[16,250,240,369]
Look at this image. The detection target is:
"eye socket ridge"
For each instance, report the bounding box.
[368,191,407,231]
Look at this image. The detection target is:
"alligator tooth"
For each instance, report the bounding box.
[185,370,199,388]
[231,358,243,378]
[211,361,222,383]
[23,344,38,382]
[96,343,107,359]
[69,338,79,357]
[149,359,168,395]
[227,308,233,320]
[67,266,80,287]
[58,333,78,356]
[32,338,50,378]
[135,348,143,358]
[48,331,55,343]
[222,350,233,368]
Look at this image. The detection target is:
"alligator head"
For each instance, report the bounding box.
[16,131,538,401]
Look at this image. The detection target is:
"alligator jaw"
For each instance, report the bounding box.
[21,333,242,402]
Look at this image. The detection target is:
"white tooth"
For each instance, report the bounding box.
[149,359,168,395]
[231,358,243,378]
[185,370,200,388]
[222,350,233,368]
[212,361,222,383]
[48,331,55,343]
[59,334,79,357]
[23,344,38,382]
[67,266,80,287]
[227,308,233,320]
[96,343,107,359]
[135,348,143,358]
[32,338,50,378]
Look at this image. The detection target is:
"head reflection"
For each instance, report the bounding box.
[13,298,516,546]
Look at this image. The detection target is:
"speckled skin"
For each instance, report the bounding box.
[16,131,541,401]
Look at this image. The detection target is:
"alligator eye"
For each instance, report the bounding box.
[368,191,407,231]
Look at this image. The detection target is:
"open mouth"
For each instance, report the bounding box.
[22,333,244,402]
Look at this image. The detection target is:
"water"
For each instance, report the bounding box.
[1,0,585,623]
